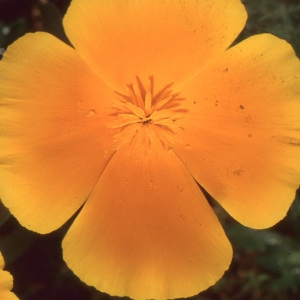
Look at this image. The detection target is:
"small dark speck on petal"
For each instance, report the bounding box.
[233,169,244,176]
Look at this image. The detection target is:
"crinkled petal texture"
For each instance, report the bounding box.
[63,128,232,299]
[0,32,117,233]
[174,34,300,229]
[63,0,247,89]
[0,253,18,300]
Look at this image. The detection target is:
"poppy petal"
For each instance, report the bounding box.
[63,0,247,89]
[0,32,116,233]
[0,253,18,300]
[63,127,232,299]
[174,34,300,229]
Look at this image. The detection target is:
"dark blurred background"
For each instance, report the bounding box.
[0,0,300,299]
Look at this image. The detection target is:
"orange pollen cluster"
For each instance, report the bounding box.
[110,76,188,147]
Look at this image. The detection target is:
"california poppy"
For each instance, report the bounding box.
[0,253,18,300]
[0,0,299,299]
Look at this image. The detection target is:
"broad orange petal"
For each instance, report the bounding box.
[0,253,18,300]
[63,127,232,299]
[0,33,116,233]
[174,34,300,229]
[63,0,247,89]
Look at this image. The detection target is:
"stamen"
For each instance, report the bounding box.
[111,76,188,148]
[144,79,153,115]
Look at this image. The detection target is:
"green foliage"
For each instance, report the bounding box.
[228,222,300,293]
[0,19,27,50]
[200,196,300,299]
[240,0,300,57]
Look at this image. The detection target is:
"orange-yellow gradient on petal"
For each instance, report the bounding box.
[0,253,18,300]
[0,32,117,232]
[175,34,300,229]
[63,0,247,89]
[0,0,300,299]
[63,128,231,299]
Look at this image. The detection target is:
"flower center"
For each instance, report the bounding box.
[111,76,188,148]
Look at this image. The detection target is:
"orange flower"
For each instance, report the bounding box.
[0,0,300,299]
[0,253,18,300]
